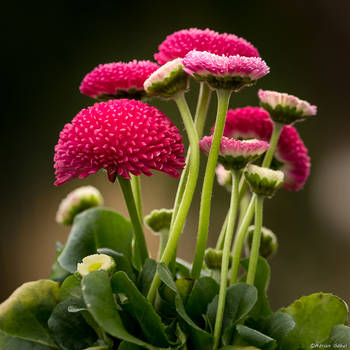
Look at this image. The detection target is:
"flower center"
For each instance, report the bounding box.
[88,262,103,271]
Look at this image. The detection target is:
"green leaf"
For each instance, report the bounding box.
[280,293,349,349]
[240,257,272,319]
[48,298,97,349]
[111,271,171,347]
[138,259,157,296]
[0,280,60,350]
[207,283,258,340]
[81,270,169,350]
[185,277,219,326]
[328,324,350,347]
[59,274,82,301]
[59,208,133,273]
[175,259,192,278]
[262,312,295,345]
[49,242,70,282]
[235,325,276,350]
[219,346,260,350]
[98,248,137,282]
[157,263,214,350]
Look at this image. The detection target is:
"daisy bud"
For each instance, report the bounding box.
[183,50,269,91]
[144,58,189,99]
[216,164,232,191]
[56,186,103,226]
[258,89,317,125]
[200,136,269,171]
[77,254,115,277]
[204,248,232,270]
[144,209,173,234]
[247,225,278,259]
[175,277,194,301]
[245,164,284,198]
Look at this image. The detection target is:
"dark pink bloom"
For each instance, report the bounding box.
[79,60,159,99]
[54,99,185,185]
[155,28,260,65]
[220,107,311,191]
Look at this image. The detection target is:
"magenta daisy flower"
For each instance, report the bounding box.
[200,136,269,170]
[54,99,185,185]
[154,28,260,65]
[258,89,317,124]
[183,50,269,91]
[79,60,159,100]
[220,107,311,191]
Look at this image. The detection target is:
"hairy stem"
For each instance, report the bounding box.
[147,93,200,302]
[118,176,148,268]
[213,170,240,350]
[130,175,143,221]
[246,195,264,285]
[192,89,231,278]
[170,83,211,230]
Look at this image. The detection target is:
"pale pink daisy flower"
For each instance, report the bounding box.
[258,89,317,124]
[54,99,185,185]
[154,28,260,65]
[200,135,269,170]
[183,50,269,91]
[79,60,159,100]
[220,107,311,191]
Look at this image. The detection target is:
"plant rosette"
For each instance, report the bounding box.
[1,27,348,350]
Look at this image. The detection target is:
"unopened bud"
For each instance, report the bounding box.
[204,248,232,270]
[247,226,278,259]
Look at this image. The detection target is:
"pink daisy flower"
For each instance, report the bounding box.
[258,89,317,124]
[154,28,260,65]
[200,136,269,170]
[54,99,185,185]
[79,60,159,100]
[183,50,269,90]
[219,107,311,191]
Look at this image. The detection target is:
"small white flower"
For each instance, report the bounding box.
[77,254,115,277]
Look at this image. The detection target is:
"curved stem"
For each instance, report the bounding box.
[262,122,283,168]
[246,195,264,285]
[170,83,212,230]
[157,229,169,260]
[229,122,283,284]
[118,177,148,268]
[130,175,143,221]
[192,89,231,279]
[229,194,256,285]
[147,93,200,302]
[213,170,240,350]
[216,210,229,250]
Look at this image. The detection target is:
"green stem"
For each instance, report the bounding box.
[246,195,264,285]
[118,177,148,268]
[216,210,229,250]
[157,229,169,260]
[229,194,256,285]
[238,191,250,229]
[192,89,231,279]
[130,175,143,221]
[262,122,283,168]
[147,93,200,302]
[170,83,211,230]
[213,170,240,350]
[229,122,283,284]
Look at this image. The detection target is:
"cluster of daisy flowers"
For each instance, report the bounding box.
[52,27,318,350]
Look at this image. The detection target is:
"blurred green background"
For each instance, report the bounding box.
[2,0,350,309]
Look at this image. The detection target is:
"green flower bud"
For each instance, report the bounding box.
[204,248,232,270]
[77,254,115,277]
[144,208,173,233]
[144,58,189,99]
[245,164,284,198]
[247,225,278,259]
[175,277,194,301]
[56,186,103,226]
